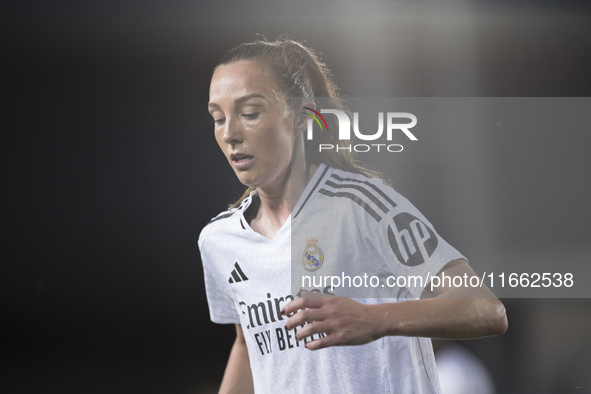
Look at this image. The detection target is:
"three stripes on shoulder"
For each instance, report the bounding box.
[318,173,397,222]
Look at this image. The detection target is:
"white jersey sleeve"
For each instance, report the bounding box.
[356,176,467,299]
[199,213,241,324]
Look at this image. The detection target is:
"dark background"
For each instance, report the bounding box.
[2,0,591,393]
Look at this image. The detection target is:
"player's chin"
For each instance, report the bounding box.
[234,172,259,189]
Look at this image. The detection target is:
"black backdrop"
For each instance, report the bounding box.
[2,1,591,393]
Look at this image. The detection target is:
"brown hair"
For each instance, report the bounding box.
[215,37,386,208]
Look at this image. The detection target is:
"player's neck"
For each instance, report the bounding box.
[251,154,316,239]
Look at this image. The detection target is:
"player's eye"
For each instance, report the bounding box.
[242,112,260,120]
[212,117,226,125]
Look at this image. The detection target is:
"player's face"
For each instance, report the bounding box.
[208,61,293,190]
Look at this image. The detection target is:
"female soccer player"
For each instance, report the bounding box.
[199,38,507,394]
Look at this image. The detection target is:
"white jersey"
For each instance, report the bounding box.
[199,163,466,394]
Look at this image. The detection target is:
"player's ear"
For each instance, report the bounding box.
[293,99,316,138]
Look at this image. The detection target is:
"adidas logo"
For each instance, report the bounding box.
[228,262,249,284]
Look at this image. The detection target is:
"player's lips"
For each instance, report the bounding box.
[230,153,254,169]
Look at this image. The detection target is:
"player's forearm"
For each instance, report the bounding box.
[219,326,254,394]
[372,295,508,339]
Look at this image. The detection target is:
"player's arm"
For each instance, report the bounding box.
[385,259,507,339]
[283,259,507,350]
[218,324,254,394]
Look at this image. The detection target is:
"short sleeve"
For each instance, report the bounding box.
[199,233,240,325]
[361,186,467,299]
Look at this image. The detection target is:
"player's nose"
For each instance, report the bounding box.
[222,117,242,145]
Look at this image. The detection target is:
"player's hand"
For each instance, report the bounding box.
[282,291,385,350]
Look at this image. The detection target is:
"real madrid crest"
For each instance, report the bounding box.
[302,236,324,271]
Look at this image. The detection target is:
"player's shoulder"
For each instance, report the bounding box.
[317,166,404,222]
[198,207,237,246]
[198,193,254,248]
[327,167,394,192]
